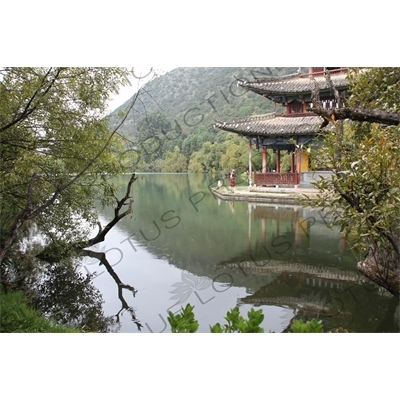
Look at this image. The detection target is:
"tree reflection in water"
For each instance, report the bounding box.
[80,249,142,331]
[1,173,141,332]
[31,251,142,332]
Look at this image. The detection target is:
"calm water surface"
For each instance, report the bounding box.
[83,173,399,332]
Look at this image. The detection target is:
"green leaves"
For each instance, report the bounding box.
[167,303,330,333]
[168,304,265,333]
[0,287,80,333]
[0,67,132,262]
[309,121,400,256]
[167,304,199,333]
[201,305,264,333]
[347,68,400,113]
[289,318,324,333]
[306,68,400,295]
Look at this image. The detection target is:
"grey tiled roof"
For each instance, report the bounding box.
[237,71,348,95]
[215,113,324,136]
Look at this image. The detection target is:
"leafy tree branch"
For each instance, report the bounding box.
[307,68,400,296]
[0,68,139,265]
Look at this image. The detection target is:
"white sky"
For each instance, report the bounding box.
[107,67,177,112]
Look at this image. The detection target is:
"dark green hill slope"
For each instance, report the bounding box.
[109,67,299,139]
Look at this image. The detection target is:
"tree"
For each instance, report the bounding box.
[308,68,400,126]
[220,133,248,172]
[188,141,225,173]
[134,112,173,169]
[309,68,400,297]
[160,146,188,172]
[187,151,205,173]
[181,125,212,159]
[0,67,135,266]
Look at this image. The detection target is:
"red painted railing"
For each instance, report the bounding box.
[254,172,299,186]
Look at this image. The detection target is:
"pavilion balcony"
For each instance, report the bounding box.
[254,172,300,186]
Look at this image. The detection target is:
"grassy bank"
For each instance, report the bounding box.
[0,286,80,333]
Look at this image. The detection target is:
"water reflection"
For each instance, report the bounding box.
[29,256,120,332]
[80,249,142,330]
[238,274,398,332]
[93,173,398,332]
[3,227,142,332]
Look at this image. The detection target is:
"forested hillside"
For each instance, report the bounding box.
[109,67,301,174]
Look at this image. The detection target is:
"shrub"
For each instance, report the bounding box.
[0,287,79,333]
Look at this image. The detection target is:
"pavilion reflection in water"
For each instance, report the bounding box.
[218,200,350,260]
[215,202,396,332]
[216,255,395,332]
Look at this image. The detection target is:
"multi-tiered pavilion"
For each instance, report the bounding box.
[215,67,348,187]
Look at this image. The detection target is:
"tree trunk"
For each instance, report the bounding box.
[357,247,400,297]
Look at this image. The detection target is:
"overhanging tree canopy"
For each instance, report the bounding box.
[308,67,400,297]
[308,68,400,127]
[0,67,134,264]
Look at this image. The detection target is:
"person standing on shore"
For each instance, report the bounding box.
[230,169,236,187]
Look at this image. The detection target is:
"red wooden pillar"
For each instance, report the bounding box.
[277,149,281,173]
[262,146,267,173]
[248,139,253,185]
[296,150,301,184]
[291,152,295,173]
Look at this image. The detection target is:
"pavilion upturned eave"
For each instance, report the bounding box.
[236,70,348,103]
[214,113,324,137]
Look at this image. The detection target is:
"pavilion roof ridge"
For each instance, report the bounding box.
[231,112,277,123]
[236,71,348,98]
[214,113,276,128]
[236,68,349,85]
[236,73,301,85]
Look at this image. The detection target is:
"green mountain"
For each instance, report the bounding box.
[108,67,301,172]
[109,67,299,138]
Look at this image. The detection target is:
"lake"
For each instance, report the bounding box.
[80,173,399,332]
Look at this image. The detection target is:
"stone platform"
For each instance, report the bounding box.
[210,185,320,204]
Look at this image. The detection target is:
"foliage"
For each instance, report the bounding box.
[109,67,295,173]
[347,68,400,113]
[187,141,225,173]
[187,151,205,173]
[167,304,264,333]
[133,114,293,175]
[280,152,293,173]
[160,146,188,172]
[109,67,294,139]
[134,111,174,168]
[0,286,80,333]
[209,307,264,333]
[181,125,214,158]
[186,135,258,175]
[289,318,324,333]
[308,68,400,296]
[220,134,249,173]
[311,123,400,252]
[167,303,328,333]
[33,258,118,332]
[1,243,119,332]
[167,303,199,333]
[0,67,132,264]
